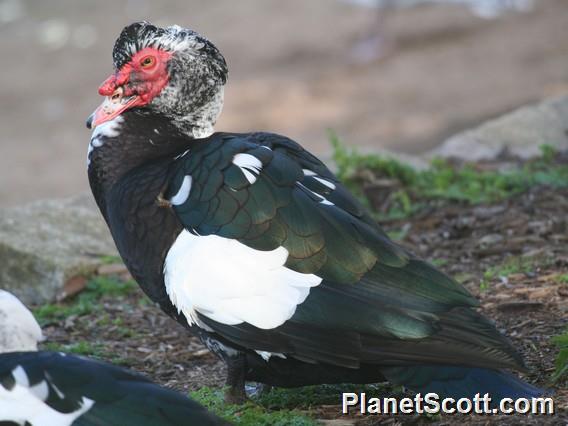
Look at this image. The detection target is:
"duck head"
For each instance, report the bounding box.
[87,21,228,138]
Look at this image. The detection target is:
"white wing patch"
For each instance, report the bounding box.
[302,169,337,190]
[29,380,49,400]
[163,230,322,330]
[174,149,190,160]
[296,182,334,206]
[233,153,263,185]
[255,351,287,361]
[12,366,29,387]
[313,176,336,190]
[0,366,94,425]
[170,175,192,206]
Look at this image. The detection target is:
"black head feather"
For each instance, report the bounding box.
[112,22,165,69]
[112,21,227,84]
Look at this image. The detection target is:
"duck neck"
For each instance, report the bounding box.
[87,111,193,212]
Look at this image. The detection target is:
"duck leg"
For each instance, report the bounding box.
[196,331,249,403]
[224,352,247,404]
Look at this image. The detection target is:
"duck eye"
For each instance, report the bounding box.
[140,56,156,68]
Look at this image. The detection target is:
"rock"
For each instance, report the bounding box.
[429,96,568,161]
[478,233,504,247]
[0,193,117,305]
[472,204,507,219]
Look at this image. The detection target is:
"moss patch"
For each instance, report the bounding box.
[479,255,554,290]
[551,330,568,385]
[33,275,137,326]
[190,387,317,425]
[331,134,568,220]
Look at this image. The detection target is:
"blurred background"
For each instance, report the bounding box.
[1,0,567,206]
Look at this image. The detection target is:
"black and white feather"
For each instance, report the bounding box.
[0,291,226,425]
[0,351,227,426]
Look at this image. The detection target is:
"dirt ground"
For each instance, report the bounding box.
[2,0,568,206]
[38,180,568,424]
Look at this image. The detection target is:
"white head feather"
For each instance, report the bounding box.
[0,290,44,353]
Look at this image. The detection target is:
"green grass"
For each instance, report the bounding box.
[255,383,397,410]
[43,340,132,365]
[430,258,448,268]
[33,275,137,326]
[43,340,107,358]
[190,387,316,425]
[386,226,410,241]
[331,133,568,220]
[98,255,124,265]
[190,383,400,425]
[551,329,568,384]
[479,255,553,290]
[33,296,98,326]
[84,275,137,298]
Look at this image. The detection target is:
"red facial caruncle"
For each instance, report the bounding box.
[88,47,173,128]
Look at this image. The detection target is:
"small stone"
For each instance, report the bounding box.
[478,233,504,247]
[472,205,507,219]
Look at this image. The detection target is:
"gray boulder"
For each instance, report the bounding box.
[0,194,118,305]
[429,96,568,161]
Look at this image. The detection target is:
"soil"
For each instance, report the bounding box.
[3,0,568,206]
[37,182,568,425]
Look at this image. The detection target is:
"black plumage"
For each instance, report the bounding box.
[0,351,227,425]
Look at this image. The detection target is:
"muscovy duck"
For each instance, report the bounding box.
[0,291,227,425]
[86,22,543,403]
